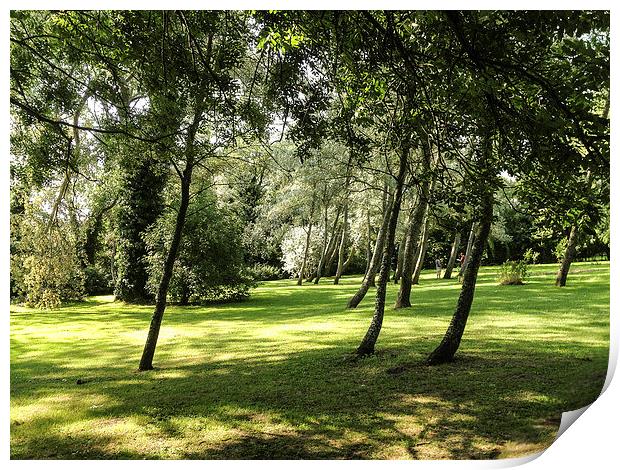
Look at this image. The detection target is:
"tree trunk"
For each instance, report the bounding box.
[314,206,341,284]
[394,195,427,308]
[393,235,406,283]
[365,209,373,274]
[324,226,341,277]
[334,204,349,284]
[342,238,358,274]
[555,225,578,287]
[411,211,431,285]
[138,99,202,371]
[459,222,476,281]
[443,231,461,279]
[426,190,493,365]
[356,146,408,356]
[139,174,191,371]
[347,193,393,308]
[297,196,316,286]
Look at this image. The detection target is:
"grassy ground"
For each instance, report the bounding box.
[10,261,609,460]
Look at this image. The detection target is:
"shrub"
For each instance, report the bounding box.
[145,188,254,304]
[15,204,85,309]
[523,248,539,264]
[497,259,529,285]
[84,265,114,296]
[248,263,284,281]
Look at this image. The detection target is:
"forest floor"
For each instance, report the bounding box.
[10,261,609,460]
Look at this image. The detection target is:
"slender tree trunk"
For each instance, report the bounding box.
[314,206,341,284]
[443,231,461,279]
[459,222,476,282]
[556,169,594,286]
[393,235,406,283]
[139,99,202,371]
[324,226,341,277]
[394,196,427,308]
[411,211,431,285]
[555,225,578,287]
[139,173,192,371]
[297,196,316,286]
[347,194,393,308]
[365,209,373,273]
[356,146,408,356]
[334,204,349,284]
[426,190,493,365]
[342,237,358,274]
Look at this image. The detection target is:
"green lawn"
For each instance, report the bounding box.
[10,261,609,460]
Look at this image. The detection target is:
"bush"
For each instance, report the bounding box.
[247,263,284,281]
[84,265,113,296]
[145,188,254,304]
[497,259,529,285]
[15,204,85,309]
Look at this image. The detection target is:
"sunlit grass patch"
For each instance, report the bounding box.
[10,261,609,459]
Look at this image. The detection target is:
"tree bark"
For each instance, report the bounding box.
[393,234,407,283]
[138,99,202,371]
[347,193,393,308]
[426,190,493,365]
[324,226,341,277]
[297,195,316,286]
[394,195,427,308]
[459,222,476,281]
[334,204,349,284]
[356,146,408,356]
[365,209,373,274]
[139,173,191,371]
[555,224,578,287]
[314,206,341,284]
[342,237,358,274]
[411,211,431,285]
[443,231,461,279]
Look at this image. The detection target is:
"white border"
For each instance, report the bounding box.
[3,2,617,468]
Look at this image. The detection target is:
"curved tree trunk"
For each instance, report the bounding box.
[426,190,493,365]
[555,225,578,287]
[443,231,461,279]
[347,194,393,308]
[365,209,373,274]
[342,237,358,274]
[139,173,191,371]
[334,204,349,284]
[139,98,203,371]
[356,146,408,356]
[411,211,431,285]
[394,194,427,308]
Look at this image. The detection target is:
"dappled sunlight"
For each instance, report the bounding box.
[10,261,609,459]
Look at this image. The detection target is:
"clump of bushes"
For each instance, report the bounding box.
[145,188,255,305]
[497,250,536,285]
[247,263,284,281]
[497,260,529,285]
[13,204,85,309]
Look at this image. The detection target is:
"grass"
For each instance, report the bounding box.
[10,261,609,460]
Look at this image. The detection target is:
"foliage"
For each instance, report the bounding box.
[247,263,285,281]
[496,254,533,286]
[14,203,85,309]
[145,188,254,304]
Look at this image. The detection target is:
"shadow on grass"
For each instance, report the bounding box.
[10,263,609,459]
[11,338,607,459]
